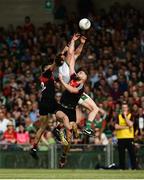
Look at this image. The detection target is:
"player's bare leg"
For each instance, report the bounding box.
[81,98,106,136]
[76,106,85,126]
[55,111,72,145]
[30,115,48,159]
[80,97,99,135]
[71,121,79,138]
[34,116,48,146]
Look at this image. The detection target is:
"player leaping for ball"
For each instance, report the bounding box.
[30,58,68,159]
[56,33,101,136]
[55,35,87,167]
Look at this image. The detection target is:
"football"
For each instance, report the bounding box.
[79,18,91,30]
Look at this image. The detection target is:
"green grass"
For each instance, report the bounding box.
[0,169,143,179]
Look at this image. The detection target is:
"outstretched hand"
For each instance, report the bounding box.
[80,36,87,44]
[72,33,80,41]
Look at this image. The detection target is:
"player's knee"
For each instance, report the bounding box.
[56,111,63,120]
[90,105,99,113]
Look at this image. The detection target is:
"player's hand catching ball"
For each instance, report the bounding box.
[80,36,87,44]
[72,33,80,41]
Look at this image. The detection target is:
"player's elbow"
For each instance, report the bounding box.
[68,51,74,57]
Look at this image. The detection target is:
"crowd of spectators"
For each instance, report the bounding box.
[0,2,144,151]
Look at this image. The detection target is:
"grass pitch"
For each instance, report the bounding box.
[0,169,143,179]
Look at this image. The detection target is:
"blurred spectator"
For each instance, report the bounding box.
[2,121,16,144]
[135,107,144,142]
[110,81,122,101]
[91,128,109,145]
[115,102,137,169]
[23,16,35,33]
[16,124,30,145]
[25,117,36,132]
[29,102,39,123]
[38,130,56,151]
[0,108,10,133]
[106,68,118,87]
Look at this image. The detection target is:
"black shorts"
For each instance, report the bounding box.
[56,104,76,122]
[39,100,58,115]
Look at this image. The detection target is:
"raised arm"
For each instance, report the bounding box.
[74,36,86,60]
[60,45,69,55]
[67,34,80,75]
[60,35,86,66]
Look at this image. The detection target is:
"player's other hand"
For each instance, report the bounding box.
[80,36,87,44]
[72,33,80,41]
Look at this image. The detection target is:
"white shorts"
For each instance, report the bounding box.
[78,93,90,105]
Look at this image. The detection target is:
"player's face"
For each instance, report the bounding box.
[77,71,87,81]
[60,55,65,64]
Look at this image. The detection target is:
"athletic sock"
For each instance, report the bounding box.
[66,129,72,143]
[33,143,37,149]
[86,120,92,129]
[59,130,68,146]
[72,124,79,138]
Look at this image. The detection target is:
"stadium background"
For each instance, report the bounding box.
[1,0,144,26]
[0,0,144,174]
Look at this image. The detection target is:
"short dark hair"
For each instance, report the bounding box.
[55,54,64,67]
[76,67,83,73]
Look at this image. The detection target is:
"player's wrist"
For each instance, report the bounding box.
[71,38,75,42]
